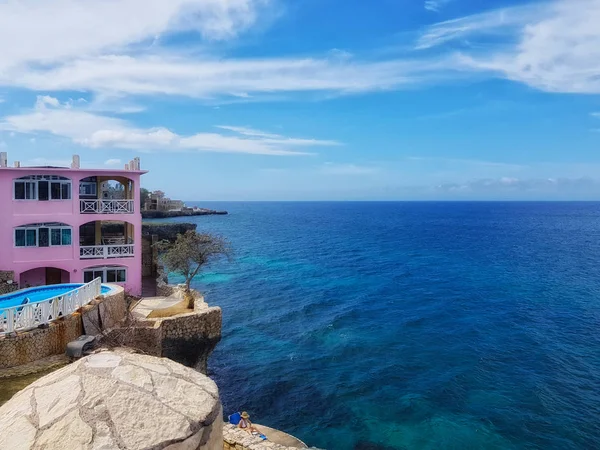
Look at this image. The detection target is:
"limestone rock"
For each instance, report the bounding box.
[0,350,223,450]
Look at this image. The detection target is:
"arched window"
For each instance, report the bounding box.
[14,223,72,247]
[14,175,72,201]
[83,266,127,283]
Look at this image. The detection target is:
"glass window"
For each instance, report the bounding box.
[116,269,126,282]
[51,228,61,245]
[26,182,36,200]
[50,182,61,199]
[84,267,127,284]
[14,181,25,199]
[16,225,71,247]
[79,182,97,196]
[16,181,37,200]
[62,228,72,245]
[61,183,71,200]
[38,228,49,247]
[14,178,70,200]
[15,229,26,247]
[38,181,49,201]
[26,229,36,246]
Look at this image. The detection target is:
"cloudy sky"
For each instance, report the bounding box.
[1,0,600,200]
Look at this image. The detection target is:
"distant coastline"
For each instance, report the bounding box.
[141,208,228,219]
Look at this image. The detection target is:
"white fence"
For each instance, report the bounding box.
[0,278,102,334]
[80,199,134,214]
[80,244,135,259]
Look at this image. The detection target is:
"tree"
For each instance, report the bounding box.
[140,188,150,210]
[156,231,231,308]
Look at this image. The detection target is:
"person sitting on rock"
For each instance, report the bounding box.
[238,411,263,436]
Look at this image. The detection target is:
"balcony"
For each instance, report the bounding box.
[80,199,134,214]
[80,244,135,259]
[79,220,135,260]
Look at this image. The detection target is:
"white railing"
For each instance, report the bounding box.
[80,244,135,259]
[0,278,102,334]
[80,199,134,214]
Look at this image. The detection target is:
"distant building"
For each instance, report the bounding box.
[144,190,185,212]
[0,153,146,295]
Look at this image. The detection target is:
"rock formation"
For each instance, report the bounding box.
[0,349,223,450]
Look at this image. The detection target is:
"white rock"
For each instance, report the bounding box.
[106,383,192,449]
[35,410,92,450]
[0,351,222,450]
[85,352,122,369]
[0,415,36,450]
[91,422,117,450]
[35,374,81,427]
[111,364,153,391]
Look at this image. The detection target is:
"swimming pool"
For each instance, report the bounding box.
[0,284,114,309]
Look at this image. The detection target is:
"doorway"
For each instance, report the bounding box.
[46,268,64,285]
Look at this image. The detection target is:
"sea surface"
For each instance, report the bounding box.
[164,202,600,450]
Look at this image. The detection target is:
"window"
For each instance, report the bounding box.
[84,266,127,283]
[80,179,97,196]
[14,181,36,200]
[13,176,71,200]
[15,223,72,247]
[51,228,72,246]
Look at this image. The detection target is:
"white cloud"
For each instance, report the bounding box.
[1,54,453,98]
[29,138,36,143]
[435,177,600,196]
[416,4,540,49]
[591,112,600,118]
[420,0,600,94]
[424,0,452,13]
[0,96,339,156]
[0,141,6,148]
[104,158,122,166]
[0,0,269,71]
[320,163,379,175]
[407,156,524,170]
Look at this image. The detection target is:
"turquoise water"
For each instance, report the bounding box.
[166,202,600,449]
[0,284,114,309]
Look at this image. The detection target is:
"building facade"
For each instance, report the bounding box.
[0,153,146,296]
[144,190,185,212]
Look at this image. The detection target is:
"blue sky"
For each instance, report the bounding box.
[1,0,599,200]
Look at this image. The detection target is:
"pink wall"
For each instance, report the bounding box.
[0,166,146,296]
[20,267,46,288]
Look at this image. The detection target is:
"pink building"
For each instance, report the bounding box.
[0,153,147,296]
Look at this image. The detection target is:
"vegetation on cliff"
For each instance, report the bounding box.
[156,231,231,308]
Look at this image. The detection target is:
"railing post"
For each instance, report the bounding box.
[6,309,14,333]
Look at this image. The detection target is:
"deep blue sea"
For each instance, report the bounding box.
[164,202,600,450]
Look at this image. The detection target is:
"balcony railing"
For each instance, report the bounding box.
[80,244,135,259]
[0,278,101,334]
[80,199,134,214]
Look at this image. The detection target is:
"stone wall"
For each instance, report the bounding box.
[0,350,224,450]
[142,222,197,241]
[107,288,222,374]
[0,312,82,369]
[161,307,222,373]
[80,286,127,335]
[0,286,127,370]
[0,270,18,295]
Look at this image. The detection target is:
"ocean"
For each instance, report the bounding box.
[164,202,600,449]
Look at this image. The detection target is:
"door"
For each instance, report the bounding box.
[46,268,64,285]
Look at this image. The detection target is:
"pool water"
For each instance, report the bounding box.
[0,284,114,309]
